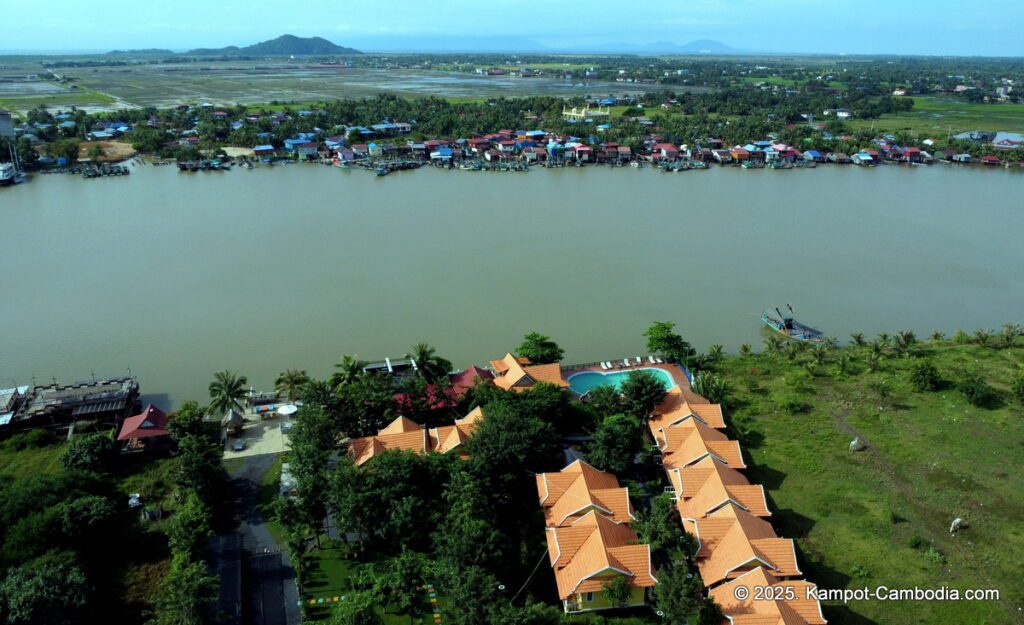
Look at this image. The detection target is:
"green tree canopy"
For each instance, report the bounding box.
[619,370,668,417]
[0,551,90,625]
[586,414,643,476]
[59,433,115,473]
[275,369,310,400]
[643,321,695,363]
[516,332,564,364]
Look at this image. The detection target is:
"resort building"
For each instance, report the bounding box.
[347,407,484,466]
[689,505,801,587]
[537,460,634,527]
[710,568,827,625]
[562,105,611,121]
[117,404,172,453]
[536,460,655,613]
[489,352,568,392]
[646,383,824,622]
[544,511,656,613]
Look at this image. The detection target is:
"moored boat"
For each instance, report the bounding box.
[761,306,825,342]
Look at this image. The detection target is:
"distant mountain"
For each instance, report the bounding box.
[106,48,175,56]
[185,35,361,56]
[558,39,742,55]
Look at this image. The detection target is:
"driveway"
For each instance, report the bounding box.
[226,454,301,625]
[224,418,292,459]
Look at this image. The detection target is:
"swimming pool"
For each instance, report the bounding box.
[566,368,675,395]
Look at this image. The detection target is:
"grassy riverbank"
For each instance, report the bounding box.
[713,333,1023,624]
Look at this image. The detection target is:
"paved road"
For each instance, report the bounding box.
[226,454,302,625]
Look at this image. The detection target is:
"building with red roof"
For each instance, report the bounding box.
[118,404,171,451]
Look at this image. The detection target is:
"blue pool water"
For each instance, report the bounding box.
[566,368,676,395]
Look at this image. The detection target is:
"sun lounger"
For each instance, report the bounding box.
[622,359,631,367]
[600,361,610,370]
[635,357,643,365]
[648,356,656,364]
[654,356,664,364]
[605,361,613,369]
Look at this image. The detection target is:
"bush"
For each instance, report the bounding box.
[2,429,54,451]
[958,369,997,408]
[775,391,812,415]
[59,433,115,472]
[1012,369,1024,404]
[908,360,940,391]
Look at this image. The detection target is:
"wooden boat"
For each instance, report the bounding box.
[761,306,825,342]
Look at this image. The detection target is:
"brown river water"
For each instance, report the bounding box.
[2,162,1022,406]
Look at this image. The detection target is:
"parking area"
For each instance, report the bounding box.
[224,417,292,459]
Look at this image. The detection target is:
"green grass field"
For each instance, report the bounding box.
[302,541,445,624]
[715,336,1024,625]
[849,96,1024,137]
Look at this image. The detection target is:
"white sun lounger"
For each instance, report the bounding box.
[648,356,656,364]
[635,357,643,365]
[605,361,613,369]
[654,356,664,363]
[622,358,631,367]
[600,361,610,370]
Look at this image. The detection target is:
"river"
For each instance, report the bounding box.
[2,163,1022,407]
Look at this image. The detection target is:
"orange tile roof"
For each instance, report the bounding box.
[348,428,428,466]
[350,408,485,465]
[537,460,633,526]
[656,418,746,470]
[692,506,801,586]
[673,456,770,520]
[649,386,725,431]
[710,568,827,625]
[490,352,530,374]
[545,511,657,599]
[491,352,568,392]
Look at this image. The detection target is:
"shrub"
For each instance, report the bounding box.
[1012,369,1024,404]
[909,360,940,391]
[2,429,54,451]
[958,369,997,408]
[775,391,812,415]
[908,534,927,550]
[59,433,115,472]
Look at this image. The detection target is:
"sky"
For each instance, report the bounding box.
[3,0,1022,56]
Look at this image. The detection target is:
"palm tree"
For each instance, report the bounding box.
[763,335,783,354]
[850,332,866,347]
[876,332,891,347]
[835,354,851,376]
[209,370,248,416]
[953,329,971,343]
[275,369,310,401]
[707,344,725,362]
[739,343,752,357]
[930,330,945,342]
[812,345,830,366]
[331,355,367,389]
[894,330,917,357]
[866,352,882,372]
[408,343,453,383]
[784,341,803,362]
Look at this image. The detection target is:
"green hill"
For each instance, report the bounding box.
[186,34,360,56]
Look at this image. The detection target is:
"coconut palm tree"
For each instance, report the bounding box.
[739,343,752,357]
[331,355,367,389]
[930,330,945,342]
[209,370,248,416]
[850,332,866,347]
[866,352,882,372]
[275,369,310,401]
[812,345,830,366]
[408,343,452,383]
[894,330,917,357]
[763,335,783,354]
[876,332,891,347]
[835,354,851,376]
[707,344,725,362]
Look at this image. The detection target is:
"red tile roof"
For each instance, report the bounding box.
[117,404,169,440]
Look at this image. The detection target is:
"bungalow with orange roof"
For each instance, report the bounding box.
[670,456,770,521]
[536,460,634,527]
[649,385,726,431]
[710,567,827,625]
[544,511,657,613]
[489,352,568,392]
[347,407,484,466]
[689,505,801,587]
[656,418,746,471]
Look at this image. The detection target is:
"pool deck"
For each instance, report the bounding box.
[562,360,692,391]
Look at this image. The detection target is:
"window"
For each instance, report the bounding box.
[584,592,594,602]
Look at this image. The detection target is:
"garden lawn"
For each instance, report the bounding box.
[302,542,447,625]
[715,338,1024,625]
